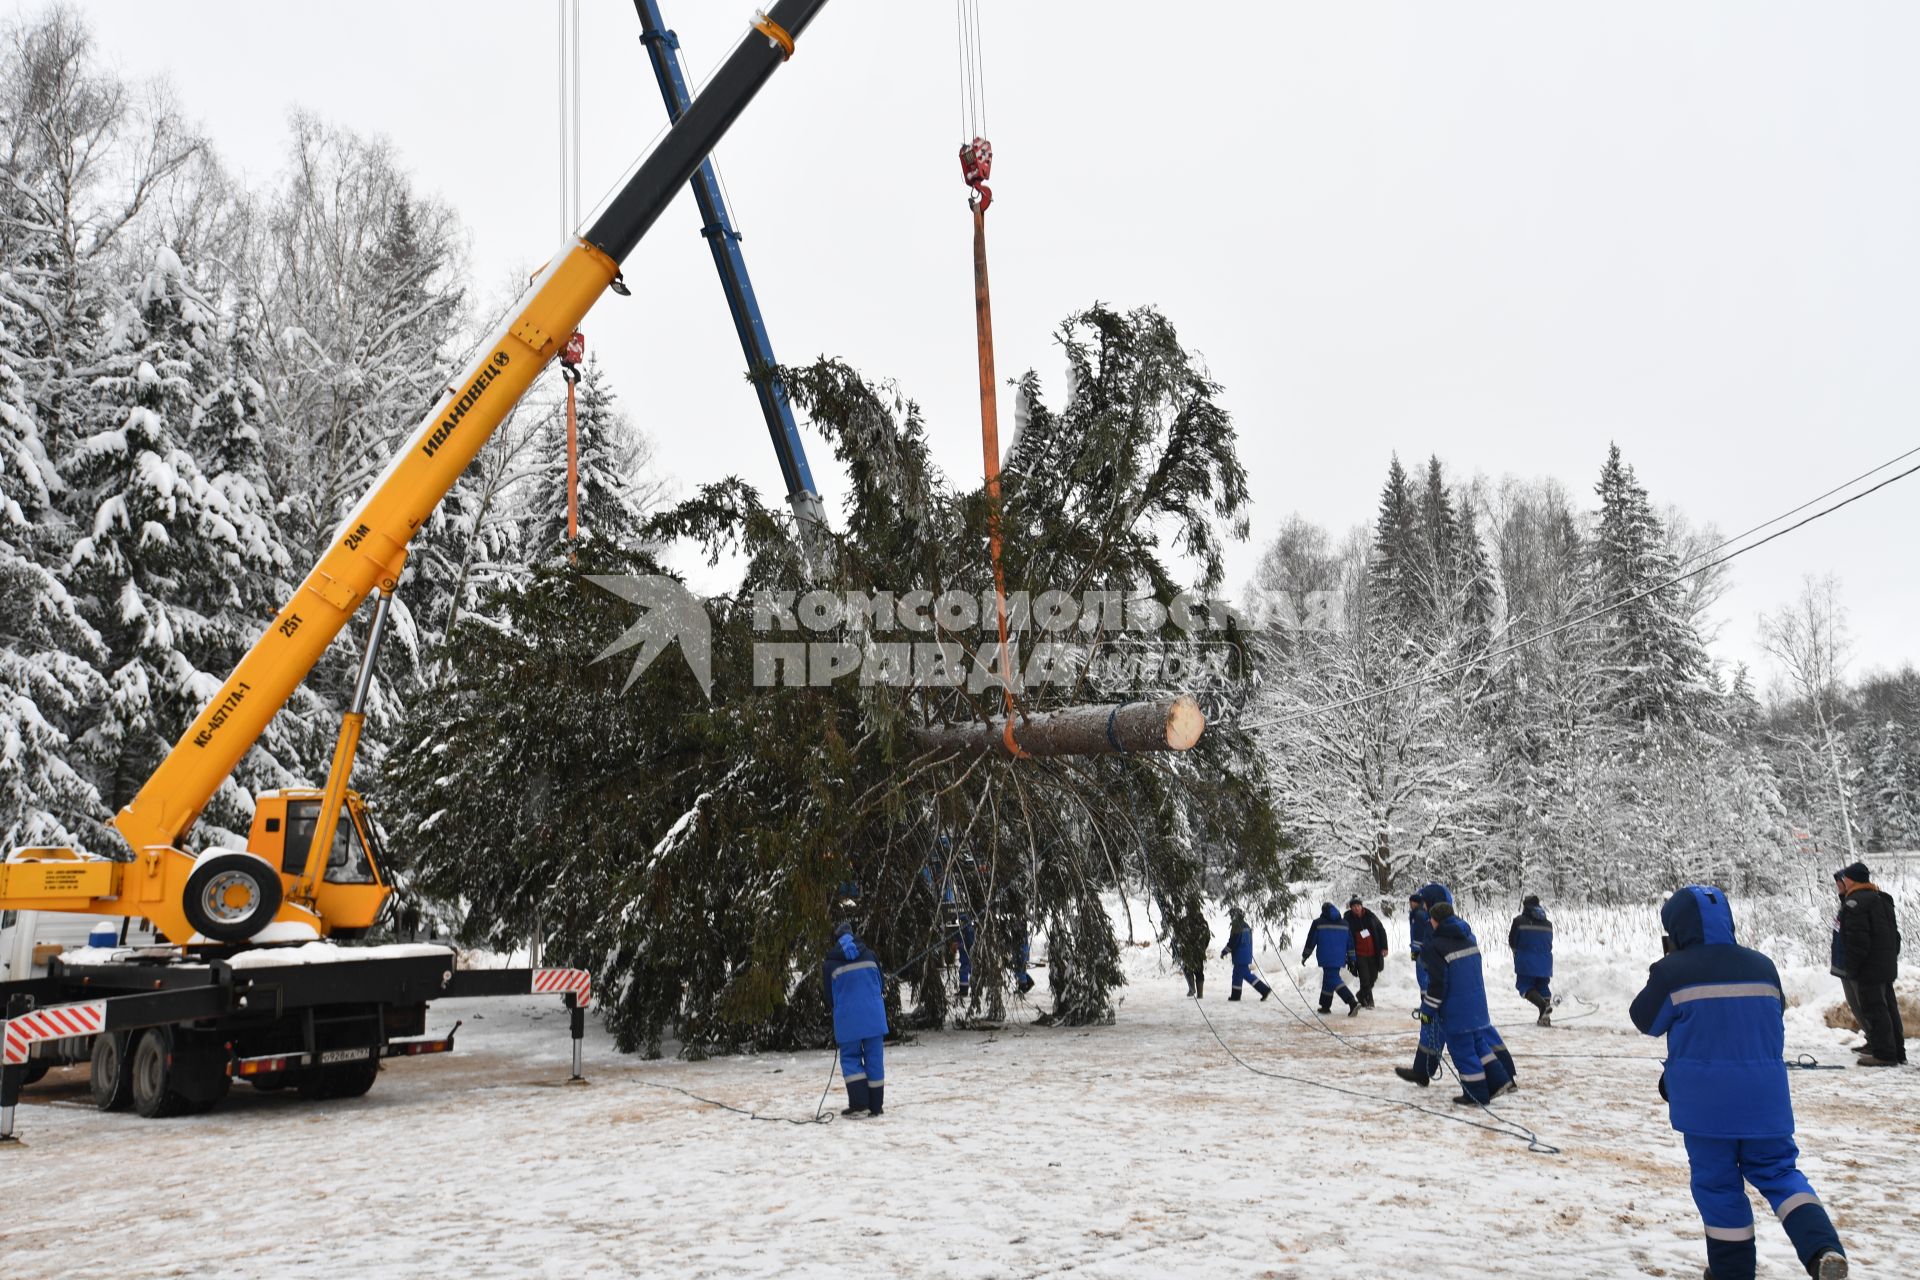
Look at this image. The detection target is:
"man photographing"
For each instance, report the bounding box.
[1834,861,1905,1067]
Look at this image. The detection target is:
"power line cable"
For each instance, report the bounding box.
[627,1051,839,1124]
[1191,993,1561,1154]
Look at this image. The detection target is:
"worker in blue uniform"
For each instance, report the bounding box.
[1400,889,1440,1084]
[823,920,888,1118]
[1300,902,1359,1016]
[1510,893,1555,1026]
[1221,906,1273,1001]
[1630,887,1847,1280]
[1401,883,1514,1103]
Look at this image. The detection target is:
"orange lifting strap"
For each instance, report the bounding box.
[561,331,586,557]
[962,137,1026,758]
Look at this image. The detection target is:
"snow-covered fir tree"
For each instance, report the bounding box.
[1590,443,1717,726]
[62,248,265,823]
[0,285,108,848]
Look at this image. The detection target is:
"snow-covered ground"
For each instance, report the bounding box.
[3,901,1914,1280]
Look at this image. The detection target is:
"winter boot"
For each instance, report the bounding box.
[1394,1066,1430,1088]
[1317,997,1332,1014]
[1811,1249,1849,1278]
[1194,973,1204,999]
[1017,973,1035,996]
[1537,1006,1552,1028]
[1255,980,1273,1002]
[1230,988,1244,1002]
[866,1084,884,1117]
[1492,1045,1518,1084]
[841,1078,871,1117]
[1341,988,1360,1017]
[1185,974,1196,998]
[1492,1079,1518,1099]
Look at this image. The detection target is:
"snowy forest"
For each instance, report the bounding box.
[3,7,1914,1058]
[1247,450,1919,905]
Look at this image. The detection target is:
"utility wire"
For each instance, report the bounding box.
[1684,443,1920,568]
[627,1051,839,1124]
[1191,993,1561,1154]
[1241,454,1920,733]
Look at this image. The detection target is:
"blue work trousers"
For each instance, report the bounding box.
[839,1035,885,1086]
[1682,1134,1841,1280]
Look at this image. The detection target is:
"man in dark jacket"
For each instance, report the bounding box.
[1301,902,1360,1016]
[1836,861,1905,1066]
[1399,883,1514,1102]
[1509,894,1555,1026]
[1828,870,1864,1035]
[1222,906,1273,1001]
[1631,887,1848,1280]
[823,921,889,1117]
[1176,899,1210,999]
[1345,897,1389,1008]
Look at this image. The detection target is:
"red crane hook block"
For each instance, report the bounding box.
[959,136,993,212]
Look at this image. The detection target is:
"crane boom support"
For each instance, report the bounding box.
[113,0,831,857]
[635,0,824,532]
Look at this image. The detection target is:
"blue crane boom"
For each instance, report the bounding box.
[633,0,829,541]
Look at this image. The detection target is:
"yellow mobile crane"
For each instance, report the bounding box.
[0,1,828,947]
[0,1,832,1131]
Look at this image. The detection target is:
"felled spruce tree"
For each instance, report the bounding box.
[386,304,1300,1056]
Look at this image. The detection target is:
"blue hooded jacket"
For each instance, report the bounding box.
[1629,886,1793,1140]
[823,931,888,1044]
[1300,902,1352,970]
[1224,915,1253,965]
[1419,912,1491,1029]
[1509,903,1553,979]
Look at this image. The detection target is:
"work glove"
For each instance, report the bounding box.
[839,934,860,961]
[1412,1008,1432,1025]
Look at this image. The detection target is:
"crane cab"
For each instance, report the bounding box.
[246,789,392,938]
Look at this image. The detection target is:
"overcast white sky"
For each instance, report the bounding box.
[48,0,1920,687]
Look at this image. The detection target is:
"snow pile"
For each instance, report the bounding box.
[224,941,454,969]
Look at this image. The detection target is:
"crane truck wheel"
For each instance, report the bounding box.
[89,1032,134,1111]
[182,851,284,942]
[296,1055,378,1101]
[129,1027,193,1118]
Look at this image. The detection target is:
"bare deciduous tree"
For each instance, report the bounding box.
[1760,574,1857,857]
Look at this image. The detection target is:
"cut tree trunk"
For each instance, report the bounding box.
[913,696,1205,759]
